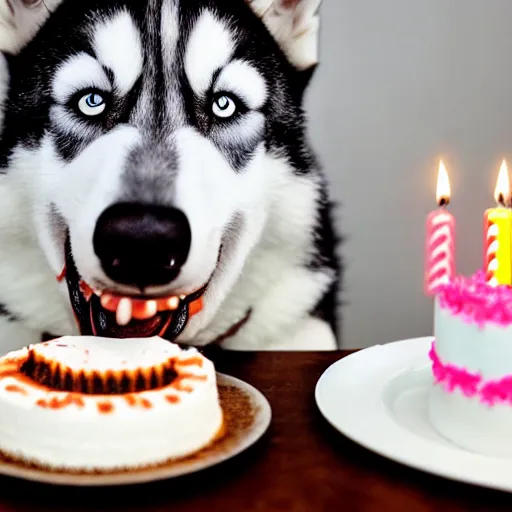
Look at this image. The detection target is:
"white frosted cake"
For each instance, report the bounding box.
[428,272,512,456]
[0,336,223,471]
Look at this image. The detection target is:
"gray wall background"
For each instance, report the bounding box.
[306,0,512,348]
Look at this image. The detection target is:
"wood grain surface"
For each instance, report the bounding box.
[1,351,512,512]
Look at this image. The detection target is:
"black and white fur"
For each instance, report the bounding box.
[0,0,341,353]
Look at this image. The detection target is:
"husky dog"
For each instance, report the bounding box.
[0,0,340,353]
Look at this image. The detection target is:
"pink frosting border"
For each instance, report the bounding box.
[430,341,512,406]
[436,271,512,327]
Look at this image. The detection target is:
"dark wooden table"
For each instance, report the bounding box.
[1,351,512,511]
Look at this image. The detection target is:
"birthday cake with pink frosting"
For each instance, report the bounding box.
[426,160,512,457]
[428,273,512,456]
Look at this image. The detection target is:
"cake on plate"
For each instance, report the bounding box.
[423,159,512,456]
[0,336,223,471]
[428,272,512,456]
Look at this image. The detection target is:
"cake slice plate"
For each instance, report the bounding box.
[316,337,512,492]
[0,374,271,486]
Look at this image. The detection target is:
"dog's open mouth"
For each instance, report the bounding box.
[60,238,206,341]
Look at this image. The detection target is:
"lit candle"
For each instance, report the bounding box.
[425,160,456,296]
[484,160,512,286]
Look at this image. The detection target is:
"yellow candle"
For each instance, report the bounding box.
[484,160,512,286]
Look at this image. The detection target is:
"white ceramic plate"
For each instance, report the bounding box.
[0,374,271,486]
[316,337,512,492]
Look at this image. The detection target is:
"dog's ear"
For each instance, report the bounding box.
[0,0,61,54]
[246,0,321,71]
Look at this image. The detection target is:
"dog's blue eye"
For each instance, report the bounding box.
[86,94,103,108]
[212,94,237,119]
[217,97,229,109]
[78,92,106,117]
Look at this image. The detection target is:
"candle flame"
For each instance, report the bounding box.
[494,159,510,206]
[436,160,451,206]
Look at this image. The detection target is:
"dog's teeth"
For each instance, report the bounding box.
[116,298,132,326]
[180,295,186,301]
[167,297,180,310]
[100,293,116,310]
[93,288,103,297]
[146,300,158,317]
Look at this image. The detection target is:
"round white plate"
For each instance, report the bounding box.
[316,337,512,492]
[0,374,271,486]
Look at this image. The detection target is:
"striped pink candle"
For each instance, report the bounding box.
[425,161,456,296]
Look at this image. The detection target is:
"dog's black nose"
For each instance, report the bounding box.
[93,203,191,289]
